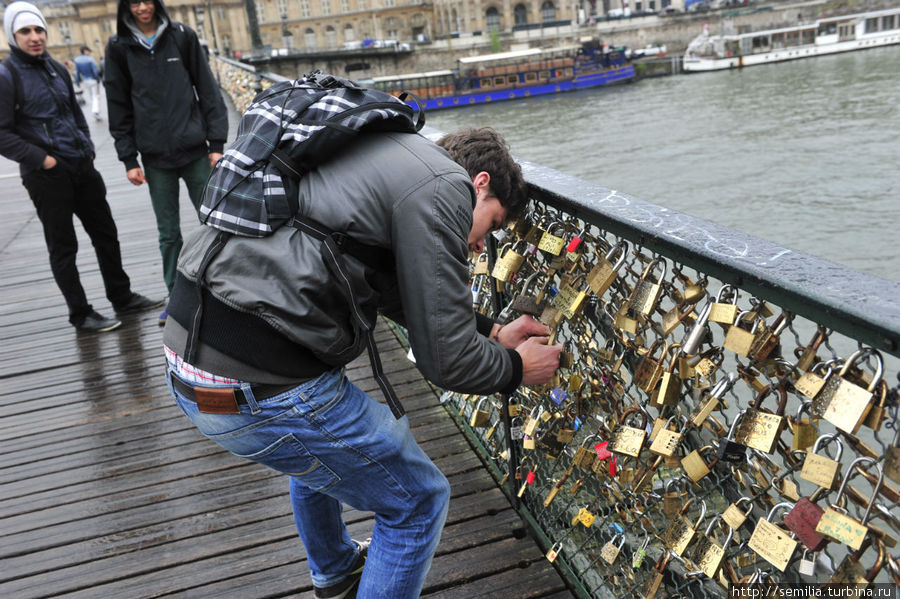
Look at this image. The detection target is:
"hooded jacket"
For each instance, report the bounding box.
[0,44,94,174]
[104,0,227,170]
[164,131,523,396]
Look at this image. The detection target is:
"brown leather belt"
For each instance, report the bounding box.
[170,375,301,414]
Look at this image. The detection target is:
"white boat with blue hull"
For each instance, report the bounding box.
[683,6,900,72]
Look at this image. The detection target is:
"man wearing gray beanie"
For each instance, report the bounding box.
[0,1,163,332]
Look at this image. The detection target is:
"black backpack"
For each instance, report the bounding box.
[199,70,423,237]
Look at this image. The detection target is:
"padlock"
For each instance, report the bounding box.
[821,348,883,434]
[733,384,788,454]
[707,284,739,324]
[552,274,590,320]
[661,477,689,518]
[537,220,567,255]
[572,434,597,470]
[650,415,688,458]
[747,311,789,363]
[716,410,749,464]
[627,257,667,316]
[652,343,686,407]
[795,327,829,373]
[469,397,491,428]
[632,534,650,568]
[747,502,798,572]
[600,533,626,564]
[508,271,545,317]
[633,340,669,393]
[586,240,628,298]
[691,372,737,427]
[722,497,754,530]
[642,550,672,599]
[723,310,761,357]
[885,425,900,485]
[800,432,843,490]
[472,251,490,275]
[517,460,538,498]
[829,537,885,585]
[861,379,888,432]
[545,541,563,562]
[609,407,648,458]
[800,360,836,404]
[522,405,543,437]
[790,400,818,451]
[571,505,595,528]
[490,241,526,282]
[691,514,734,579]
[816,457,884,550]
[798,548,817,576]
[681,445,717,483]
[784,496,829,552]
[661,302,695,337]
[662,497,706,556]
[681,302,712,356]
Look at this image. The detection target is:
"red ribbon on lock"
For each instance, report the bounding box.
[594,441,612,460]
[525,470,536,485]
[609,454,618,477]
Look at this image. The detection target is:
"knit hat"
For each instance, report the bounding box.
[3,2,49,49]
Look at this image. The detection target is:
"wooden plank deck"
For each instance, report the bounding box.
[0,95,573,598]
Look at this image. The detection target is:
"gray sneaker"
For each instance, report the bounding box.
[75,311,122,333]
[313,538,370,599]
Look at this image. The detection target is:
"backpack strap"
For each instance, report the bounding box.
[2,58,25,117]
[291,216,403,419]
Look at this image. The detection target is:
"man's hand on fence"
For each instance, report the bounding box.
[495,315,551,349]
[516,336,562,386]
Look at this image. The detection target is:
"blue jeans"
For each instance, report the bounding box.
[167,367,451,597]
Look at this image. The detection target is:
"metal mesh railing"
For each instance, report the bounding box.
[443,169,900,598]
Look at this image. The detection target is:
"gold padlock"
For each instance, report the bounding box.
[816,456,883,550]
[722,497,754,530]
[799,432,843,490]
[722,310,760,357]
[733,385,788,454]
[790,400,818,450]
[707,284,739,324]
[662,497,706,556]
[586,240,628,297]
[627,256,667,316]
[649,415,686,458]
[690,514,734,579]
[609,407,648,458]
[748,502,798,571]
[821,348,883,435]
[469,397,491,428]
[681,445,716,483]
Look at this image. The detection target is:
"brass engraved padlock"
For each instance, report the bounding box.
[722,310,761,357]
[681,445,717,483]
[600,534,626,564]
[662,498,706,556]
[537,221,567,255]
[722,497,753,530]
[633,340,668,393]
[821,348,883,434]
[609,407,648,458]
[707,284,739,324]
[747,502,798,572]
[586,240,628,297]
[733,385,788,454]
[799,432,843,490]
[627,257,667,316]
[690,515,734,579]
[649,416,686,458]
[816,457,883,550]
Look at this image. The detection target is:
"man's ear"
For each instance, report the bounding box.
[472,171,491,197]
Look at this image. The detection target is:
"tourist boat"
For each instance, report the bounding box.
[683,6,900,72]
[365,40,635,111]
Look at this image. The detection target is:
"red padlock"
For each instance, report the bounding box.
[784,497,829,551]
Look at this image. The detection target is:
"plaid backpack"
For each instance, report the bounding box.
[199,70,423,237]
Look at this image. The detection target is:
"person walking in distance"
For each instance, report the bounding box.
[0,1,164,332]
[104,0,227,326]
[73,45,101,119]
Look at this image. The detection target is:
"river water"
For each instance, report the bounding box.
[427,46,900,283]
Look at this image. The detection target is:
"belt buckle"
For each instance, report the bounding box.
[195,387,240,414]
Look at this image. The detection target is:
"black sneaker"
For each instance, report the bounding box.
[313,539,370,599]
[113,293,166,315]
[75,311,122,333]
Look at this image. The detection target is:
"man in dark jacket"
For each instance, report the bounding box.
[104,0,228,326]
[0,1,163,332]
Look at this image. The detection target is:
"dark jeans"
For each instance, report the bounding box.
[22,160,132,325]
[144,156,211,293]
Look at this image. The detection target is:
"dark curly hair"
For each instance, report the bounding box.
[436,127,527,220]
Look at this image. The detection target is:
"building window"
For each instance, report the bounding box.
[321,0,331,15]
[102,19,112,33]
[304,27,316,50]
[359,0,366,9]
[299,0,311,17]
[325,25,337,47]
[341,0,349,11]
[277,0,288,18]
[216,6,226,20]
[58,20,72,41]
[344,23,355,42]
[541,1,555,22]
[514,3,528,25]
[255,1,265,22]
[486,7,500,31]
